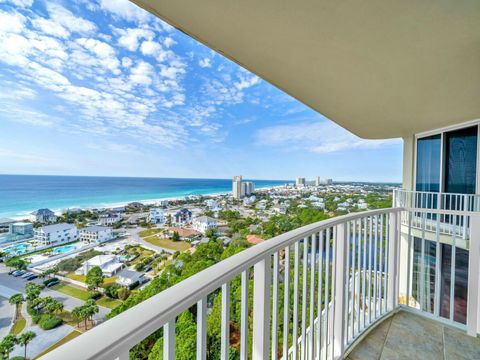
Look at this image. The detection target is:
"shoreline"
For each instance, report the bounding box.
[4,184,288,221]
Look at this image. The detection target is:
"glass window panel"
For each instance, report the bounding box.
[440,244,451,320]
[416,135,441,192]
[454,246,469,324]
[445,126,478,195]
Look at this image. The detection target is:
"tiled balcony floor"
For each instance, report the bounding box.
[347,310,480,360]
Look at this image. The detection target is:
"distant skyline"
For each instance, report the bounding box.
[0,0,402,182]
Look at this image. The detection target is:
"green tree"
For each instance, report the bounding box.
[42,297,64,315]
[8,294,24,321]
[171,231,180,242]
[0,334,17,360]
[71,306,85,328]
[25,283,42,302]
[5,257,27,271]
[86,266,104,291]
[18,331,36,359]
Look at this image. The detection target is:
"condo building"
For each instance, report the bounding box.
[295,177,306,187]
[79,226,114,244]
[232,175,243,199]
[34,223,78,246]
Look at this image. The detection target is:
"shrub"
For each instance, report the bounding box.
[10,357,26,360]
[39,314,63,330]
[88,291,102,300]
[105,284,121,299]
[117,287,130,301]
[31,314,41,324]
[26,304,39,316]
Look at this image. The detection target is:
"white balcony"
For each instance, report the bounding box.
[39,203,480,360]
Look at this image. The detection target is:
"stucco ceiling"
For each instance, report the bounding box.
[132,0,480,139]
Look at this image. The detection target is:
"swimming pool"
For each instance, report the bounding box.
[51,245,76,254]
[3,242,33,256]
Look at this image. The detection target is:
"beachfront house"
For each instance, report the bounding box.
[192,216,217,234]
[173,208,192,225]
[34,223,78,246]
[79,226,114,244]
[31,208,57,224]
[78,254,123,277]
[148,208,165,225]
[99,212,121,226]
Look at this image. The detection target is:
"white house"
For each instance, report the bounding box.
[99,212,121,226]
[34,223,78,246]
[117,269,144,287]
[79,226,114,244]
[272,204,288,214]
[78,254,123,277]
[192,216,217,233]
[149,208,165,224]
[243,196,256,206]
[31,209,57,224]
[205,199,221,212]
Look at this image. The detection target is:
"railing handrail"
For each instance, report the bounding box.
[394,188,480,198]
[40,207,402,360]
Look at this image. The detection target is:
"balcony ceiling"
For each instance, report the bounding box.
[132,0,480,139]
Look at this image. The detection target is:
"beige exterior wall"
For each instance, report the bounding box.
[402,135,415,191]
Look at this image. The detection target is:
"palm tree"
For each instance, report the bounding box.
[18,331,36,359]
[9,293,24,321]
[71,306,84,328]
[0,334,17,360]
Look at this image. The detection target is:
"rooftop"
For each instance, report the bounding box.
[37,223,76,232]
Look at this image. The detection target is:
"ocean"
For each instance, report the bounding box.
[0,175,289,219]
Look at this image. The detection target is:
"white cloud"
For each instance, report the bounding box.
[0,10,26,33]
[0,0,33,8]
[163,37,175,48]
[256,121,401,153]
[235,75,260,90]
[114,27,154,51]
[31,17,70,38]
[47,3,96,35]
[199,57,211,68]
[99,0,151,23]
[129,61,154,86]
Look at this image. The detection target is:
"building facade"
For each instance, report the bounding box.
[232,175,243,199]
[192,216,217,233]
[9,222,33,236]
[296,177,306,187]
[34,223,78,246]
[79,226,113,244]
[31,209,57,224]
[149,208,165,224]
[173,208,192,225]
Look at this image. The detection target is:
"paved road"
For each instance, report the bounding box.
[10,324,73,359]
[0,295,14,339]
[0,265,109,323]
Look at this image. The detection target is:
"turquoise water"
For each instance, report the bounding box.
[51,245,76,254]
[3,242,33,255]
[0,175,289,218]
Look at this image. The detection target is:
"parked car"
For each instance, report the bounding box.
[26,274,38,281]
[21,272,32,279]
[13,270,26,277]
[46,280,59,287]
[8,270,16,275]
[143,266,152,273]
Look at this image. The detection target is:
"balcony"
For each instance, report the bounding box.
[40,203,480,360]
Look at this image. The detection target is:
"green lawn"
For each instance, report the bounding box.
[96,297,122,309]
[65,273,118,288]
[142,236,191,251]
[33,331,82,359]
[138,228,163,237]
[52,283,90,301]
[10,318,26,335]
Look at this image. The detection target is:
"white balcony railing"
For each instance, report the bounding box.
[40,205,480,360]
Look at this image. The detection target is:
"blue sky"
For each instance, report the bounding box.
[0,0,402,182]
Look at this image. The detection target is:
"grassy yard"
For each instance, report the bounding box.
[142,236,191,251]
[138,228,163,237]
[33,331,82,359]
[96,297,122,309]
[52,283,90,301]
[126,246,155,265]
[10,318,26,335]
[65,273,118,287]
